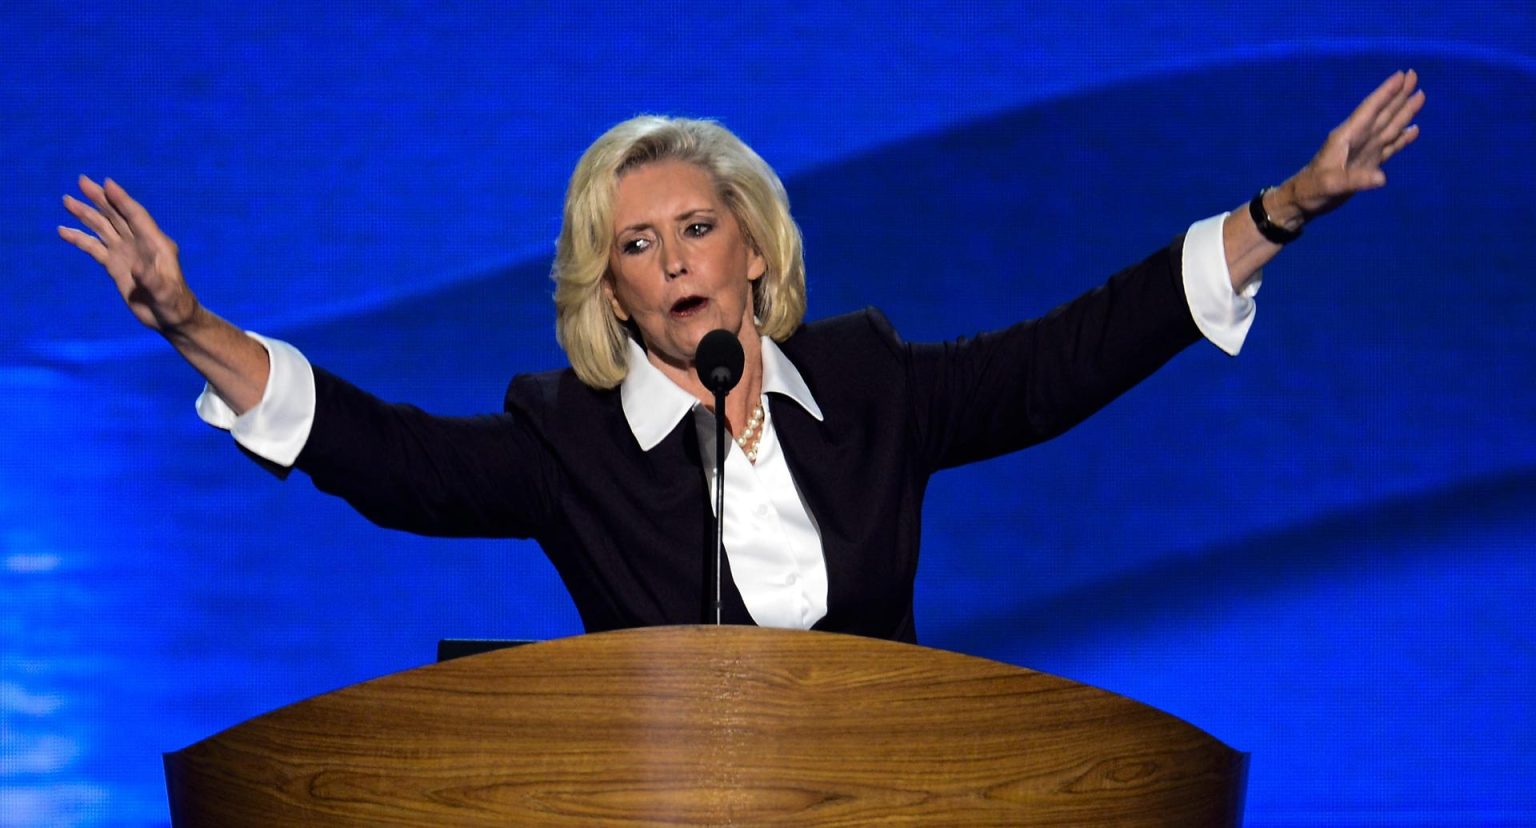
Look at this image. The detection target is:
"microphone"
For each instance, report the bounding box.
[695,329,744,394]
[694,330,743,625]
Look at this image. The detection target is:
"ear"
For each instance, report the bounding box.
[746,245,767,283]
[602,277,630,322]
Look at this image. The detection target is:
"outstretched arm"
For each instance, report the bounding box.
[1224,70,1426,289]
[59,176,269,413]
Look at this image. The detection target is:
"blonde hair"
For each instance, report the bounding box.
[552,116,807,389]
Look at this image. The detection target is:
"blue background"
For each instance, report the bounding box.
[3,3,1534,825]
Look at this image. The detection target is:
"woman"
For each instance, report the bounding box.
[59,72,1424,642]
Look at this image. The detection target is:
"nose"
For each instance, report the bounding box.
[662,241,688,279]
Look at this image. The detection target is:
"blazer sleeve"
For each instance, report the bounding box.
[294,366,560,539]
[898,236,1203,472]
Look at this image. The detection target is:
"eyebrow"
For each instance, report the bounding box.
[616,208,718,236]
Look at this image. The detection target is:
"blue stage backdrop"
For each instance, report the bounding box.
[3,3,1533,825]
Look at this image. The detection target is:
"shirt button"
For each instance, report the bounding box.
[755,503,770,517]
[786,572,799,586]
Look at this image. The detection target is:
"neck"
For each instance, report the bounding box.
[649,333,764,438]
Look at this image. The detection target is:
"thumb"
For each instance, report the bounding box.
[1353,168,1388,190]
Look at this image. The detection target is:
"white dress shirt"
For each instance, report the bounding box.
[620,335,829,628]
[196,213,1257,629]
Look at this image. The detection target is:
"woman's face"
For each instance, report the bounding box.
[605,159,765,371]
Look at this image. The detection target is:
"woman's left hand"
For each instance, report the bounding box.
[1223,72,1425,290]
[1272,70,1425,224]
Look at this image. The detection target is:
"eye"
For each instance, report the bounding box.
[685,222,713,237]
[620,237,651,256]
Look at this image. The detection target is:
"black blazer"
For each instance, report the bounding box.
[296,238,1200,643]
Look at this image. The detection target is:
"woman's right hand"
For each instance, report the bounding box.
[59,176,271,413]
[59,175,202,334]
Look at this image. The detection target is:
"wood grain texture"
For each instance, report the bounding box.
[164,626,1246,826]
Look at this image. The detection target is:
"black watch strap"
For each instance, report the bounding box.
[1249,187,1303,244]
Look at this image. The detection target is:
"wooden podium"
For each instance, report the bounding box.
[163,627,1246,825]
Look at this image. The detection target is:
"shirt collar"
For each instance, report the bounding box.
[620,335,824,452]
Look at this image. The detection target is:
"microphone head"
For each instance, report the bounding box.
[695,329,744,395]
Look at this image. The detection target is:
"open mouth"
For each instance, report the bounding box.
[670,296,708,317]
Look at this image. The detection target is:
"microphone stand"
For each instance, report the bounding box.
[711,386,727,625]
[695,328,742,627]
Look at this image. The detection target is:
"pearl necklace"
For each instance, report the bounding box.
[735,400,766,463]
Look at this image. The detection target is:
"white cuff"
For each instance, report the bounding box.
[1182,212,1260,356]
[194,333,316,467]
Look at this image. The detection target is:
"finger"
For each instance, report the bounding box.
[1363,89,1425,159]
[1345,167,1387,192]
[1377,90,1425,146]
[79,174,132,240]
[103,178,165,239]
[62,194,120,242]
[1368,83,1413,139]
[57,225,110,266]
[1337,73,1411,150]
[1339,71,1407,139]
[1368,75,1421,139]
[1379,123,1421,163]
